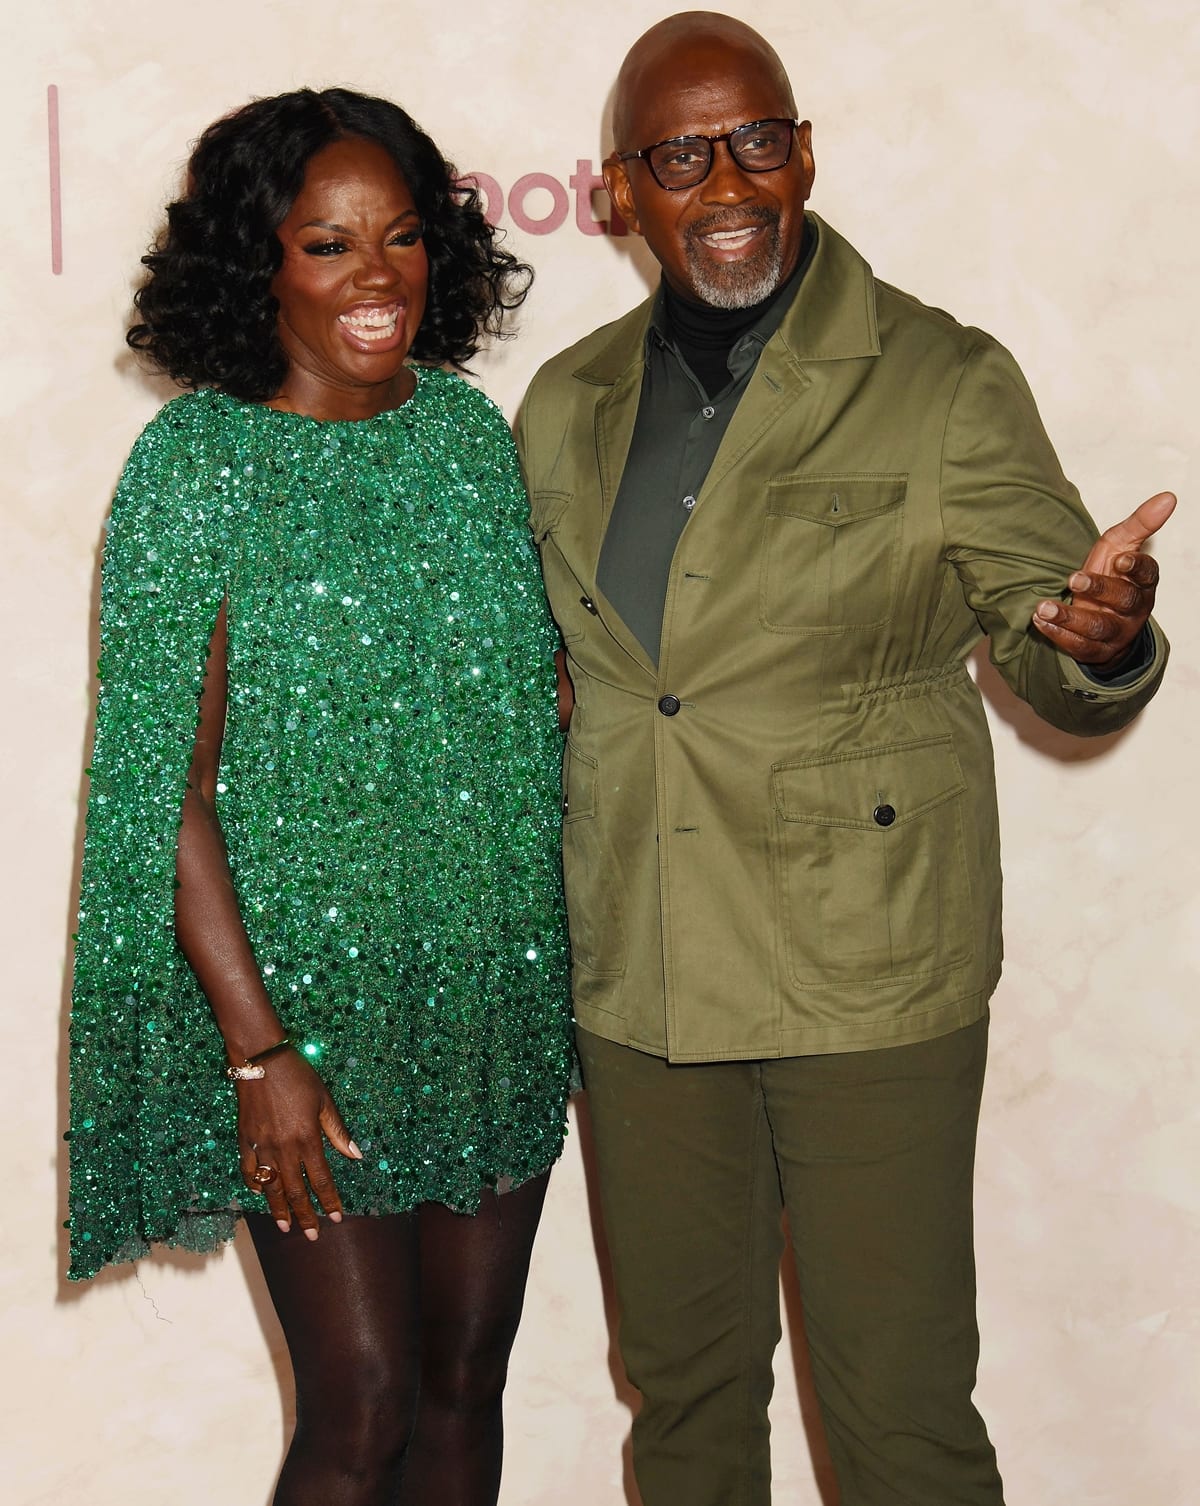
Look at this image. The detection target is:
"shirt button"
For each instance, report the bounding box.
[702,405,716,420]
[657,695,682,716]
[873,804,897,827]
[682,495,697,512]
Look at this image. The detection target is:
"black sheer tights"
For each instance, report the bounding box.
[246,1170,551,1506]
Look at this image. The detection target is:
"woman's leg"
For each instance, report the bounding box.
[247,1210,422,1506]
[399,1169,552,1506]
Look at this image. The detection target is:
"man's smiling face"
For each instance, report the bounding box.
[603,36,814,308]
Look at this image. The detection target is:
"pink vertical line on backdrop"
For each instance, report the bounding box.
[47,84,63,274]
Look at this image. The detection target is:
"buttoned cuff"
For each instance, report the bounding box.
[1081,624,1155,687]
[1057,618,1167,702]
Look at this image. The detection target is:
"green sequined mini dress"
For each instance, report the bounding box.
[68,369,572,1280]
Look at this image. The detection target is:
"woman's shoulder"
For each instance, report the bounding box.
[110,389,259,551]
[124,387,255,467]
[414,366,510,432]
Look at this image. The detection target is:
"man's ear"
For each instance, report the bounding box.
[602,155,641,235]
[795,120,816,202]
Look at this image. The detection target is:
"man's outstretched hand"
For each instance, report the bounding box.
[1033,491,1176,669]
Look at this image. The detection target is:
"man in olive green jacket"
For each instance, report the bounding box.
[516,14,1171,1506]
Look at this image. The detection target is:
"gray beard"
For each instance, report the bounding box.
[683,214,785,309]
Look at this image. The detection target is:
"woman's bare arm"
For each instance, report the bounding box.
[554,647,574,733]
[176,602,285,1058]
[176,602,361,1237]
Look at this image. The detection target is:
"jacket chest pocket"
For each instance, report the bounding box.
[759,473,906,634]
[531,489,586,645]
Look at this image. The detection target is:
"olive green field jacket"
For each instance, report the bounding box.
[516,214,1168,1061]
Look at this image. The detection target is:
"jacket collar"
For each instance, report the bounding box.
[571,212,880,388]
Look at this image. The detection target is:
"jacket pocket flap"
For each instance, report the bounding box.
[766,473,907,528]
[774,736,966,828]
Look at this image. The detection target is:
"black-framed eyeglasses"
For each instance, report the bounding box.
[617,118,799,191]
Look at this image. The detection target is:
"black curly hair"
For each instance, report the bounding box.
[127,88,532,398]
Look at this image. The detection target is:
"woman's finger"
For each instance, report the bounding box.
[242,1143,291,1230]
[302,1145,345,1224]
[319,1098,363,1162]
[239,1140,260,1186]
[278,1159,320,1241]
[262,1179,292,1232]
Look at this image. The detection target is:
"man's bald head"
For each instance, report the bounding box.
[611,11,797,152]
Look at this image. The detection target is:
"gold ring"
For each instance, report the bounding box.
[251,1164,277,1186]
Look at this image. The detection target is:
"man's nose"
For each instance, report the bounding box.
[700,140,756,202]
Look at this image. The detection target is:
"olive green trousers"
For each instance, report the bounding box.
[577,1018,1005,1506]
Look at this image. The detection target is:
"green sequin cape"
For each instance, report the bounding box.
[68,370,572,1280]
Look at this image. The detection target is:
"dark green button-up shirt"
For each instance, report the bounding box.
[596,230,817,661]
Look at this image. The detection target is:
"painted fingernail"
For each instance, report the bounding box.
[348,1141,363,1159]
[276,1219,291,1233]
[304,1227,319,1242]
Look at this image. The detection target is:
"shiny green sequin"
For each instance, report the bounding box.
[67,369,572,1281]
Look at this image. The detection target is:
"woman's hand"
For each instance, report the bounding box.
[236,1048,363,1239]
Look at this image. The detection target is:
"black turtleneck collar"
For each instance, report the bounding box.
[657,218,816,398]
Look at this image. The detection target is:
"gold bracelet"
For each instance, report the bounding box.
[224,1037,291,1082]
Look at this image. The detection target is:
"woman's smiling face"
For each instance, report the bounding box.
[270,135,429,419]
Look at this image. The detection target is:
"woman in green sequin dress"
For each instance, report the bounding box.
[69,89,572,1506]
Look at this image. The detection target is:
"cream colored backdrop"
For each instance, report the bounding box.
[2,2,1196,1502]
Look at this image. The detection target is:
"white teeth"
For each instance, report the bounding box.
[339,307,400,339]
[703,227,759,245]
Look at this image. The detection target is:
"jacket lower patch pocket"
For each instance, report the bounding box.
[561,740,626,977]
[773,736,972,986]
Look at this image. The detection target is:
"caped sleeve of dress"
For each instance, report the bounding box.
[451,381,570,927]
[68,393,228,1280]
[939,333,1168,736]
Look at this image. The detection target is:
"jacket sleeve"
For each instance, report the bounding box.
[939,335,1167,735]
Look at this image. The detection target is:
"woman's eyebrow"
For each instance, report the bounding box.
[298,210,421,233]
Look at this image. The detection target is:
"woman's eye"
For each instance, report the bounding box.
[390,228,424,248]
[302,240,346,257]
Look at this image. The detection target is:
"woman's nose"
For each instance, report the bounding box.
[354,246,398,287]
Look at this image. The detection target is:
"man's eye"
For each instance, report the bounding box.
[663,145,703,169]
[739,128,783,154]
[302,240,346,257]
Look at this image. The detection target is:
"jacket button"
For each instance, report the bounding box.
[657,694,682,716]
[873,803,897,827]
